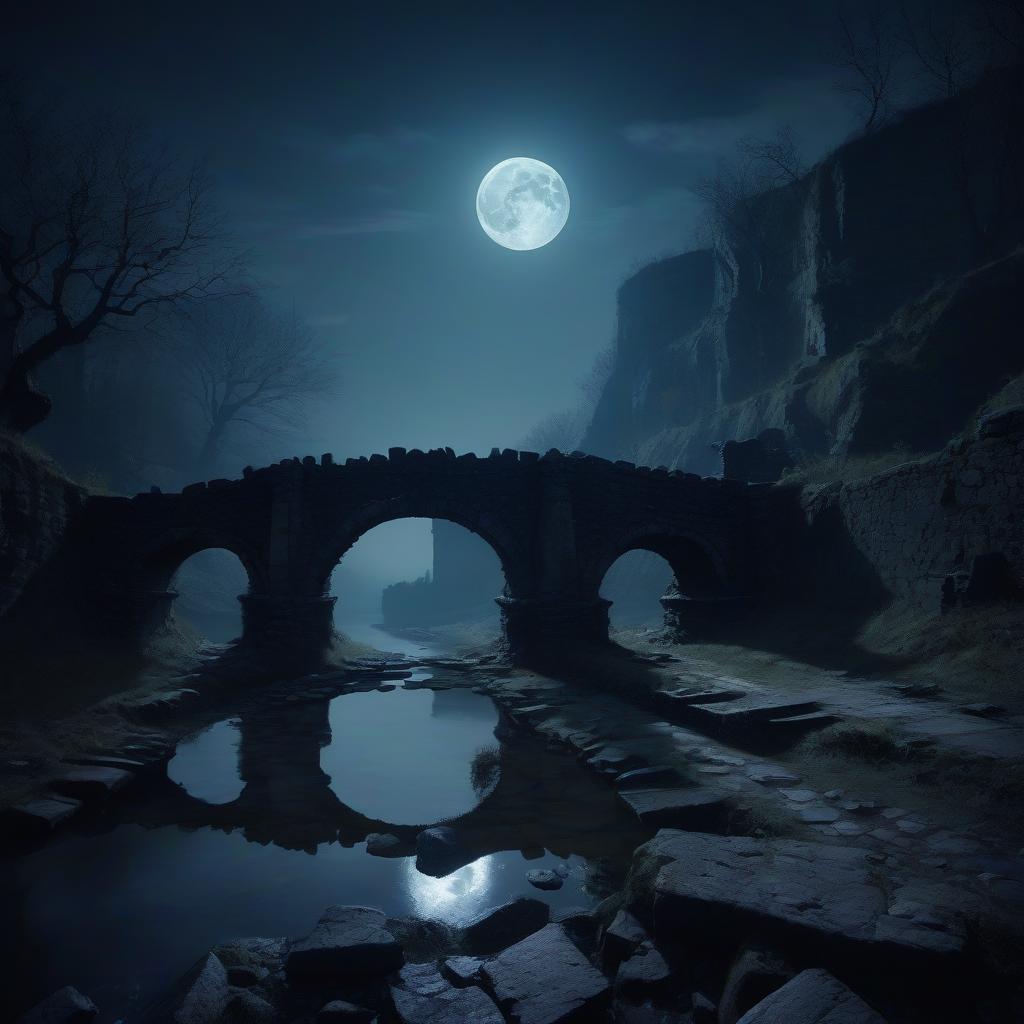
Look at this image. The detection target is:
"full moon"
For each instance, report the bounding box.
[476,157,570,250]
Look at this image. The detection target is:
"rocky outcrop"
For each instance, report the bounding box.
[582,70,1024,476]
[735,969,887,1024]
[285,906,404,984]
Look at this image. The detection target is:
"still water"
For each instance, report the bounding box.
[4,681,647,1023]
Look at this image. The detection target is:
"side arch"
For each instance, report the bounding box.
[135,528,270,595]
[584,524,733,601]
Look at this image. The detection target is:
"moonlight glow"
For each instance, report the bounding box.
[476,158,570,250]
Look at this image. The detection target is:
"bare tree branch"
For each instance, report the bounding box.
[172,296,340,473]
[0,83,246,430]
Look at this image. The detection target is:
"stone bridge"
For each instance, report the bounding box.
[79,447,762,655]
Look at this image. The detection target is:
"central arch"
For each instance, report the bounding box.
[308,496,527,600]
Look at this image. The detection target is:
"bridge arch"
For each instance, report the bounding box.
[136,528,270,595]
[585,525,731,602]
[307,496,527,600]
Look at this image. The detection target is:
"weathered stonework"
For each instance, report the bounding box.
[64,448,759,656]
[765,407,1024,612]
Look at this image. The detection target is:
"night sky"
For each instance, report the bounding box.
[8,2,862,587]
[9,1,860,457]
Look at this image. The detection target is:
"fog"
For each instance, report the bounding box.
[8,1,864,610]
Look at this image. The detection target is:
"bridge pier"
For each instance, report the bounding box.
[497,595,611,657]
[240,594,337,651]
[660,591,753,639]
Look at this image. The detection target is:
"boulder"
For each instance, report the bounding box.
[223,990,277,1024]
[317,1000,376,1022]
[441,956,484,986]
[415,827,466,876]
[16,986,97,1024]
[526,869,563,890]
[390,962,502,1024]
[614,942,674,1002]
[643,832,965,964]
[483,923,611,1024]
[286,906,403,983]
[735,968,887,1023]
[601,910,649,972]
[718,943,796,1024]
[552,907,601,956]
[173,953,230,1024]
[462,896,550,955]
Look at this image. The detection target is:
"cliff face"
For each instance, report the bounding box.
[583,69,1024,475]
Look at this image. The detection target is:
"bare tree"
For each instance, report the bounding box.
[0,84,243,431]
[901,1,985,99]
[175,297,339,473]
[833,2,903,134]
[694,128,805,295]
[737,126,805,185]
[519,408,586,454]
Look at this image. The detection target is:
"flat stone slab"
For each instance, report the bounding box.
[745,765,802,785]
[614,765,681,788]
[618,788,728,830]
[286,905,403,982]
[50,767,133,800]
[4,796,82,836]
[688,696,818,725]
[390,962,502,1024]
[482,923,610,1024]
[736,968,887,1023]
[645,831,965,963]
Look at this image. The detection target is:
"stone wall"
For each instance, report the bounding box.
[765,407,1024,613]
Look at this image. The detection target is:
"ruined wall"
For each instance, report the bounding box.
[766,407,1024,612]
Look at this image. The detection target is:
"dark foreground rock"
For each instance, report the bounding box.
[643,831,965,964]
[482,922,611,1024]
[16,986,97,1024]
[414,826,465,876]
[735,968,887,1023]
[286,906,403,983]
[614,941,674,1002]
[172,953,230,1024]
[389,961,502,1023]
[316,1000,375,1022]
[4,796,82,836]
[463,896,550,955]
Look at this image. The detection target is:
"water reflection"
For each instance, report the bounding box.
[405,854,493,920]
[322,687,499,825]
[166,718,243,804]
